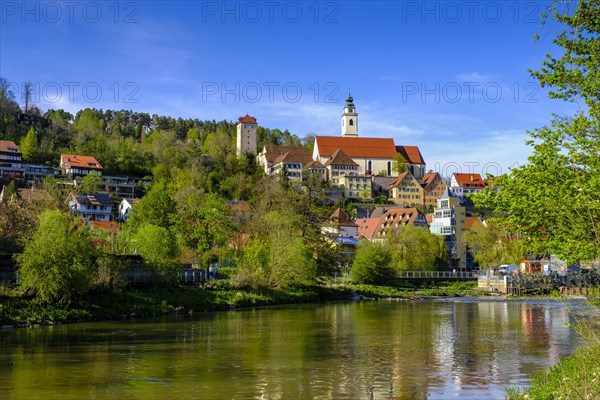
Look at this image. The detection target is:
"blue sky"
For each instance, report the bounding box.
[1,1,578,175]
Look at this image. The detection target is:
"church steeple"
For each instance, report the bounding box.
[341,91,358,137]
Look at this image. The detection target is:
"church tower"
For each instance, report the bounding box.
[341,93,358,137]
[236,114,258,156]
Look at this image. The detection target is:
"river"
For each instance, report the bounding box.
[0,298,590,399]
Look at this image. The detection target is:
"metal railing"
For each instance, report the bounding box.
[396,270,479,279]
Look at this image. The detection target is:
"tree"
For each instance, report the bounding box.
[133,224,177,272]
[463,221,527,269]
[19,127,38,162]
[23,81,34,113]
[393,153,408,175]
[16,210,96,303]
[351,241,394,284]
[79,173,102,193]
[386,225,447,271]
[472,0,600,263]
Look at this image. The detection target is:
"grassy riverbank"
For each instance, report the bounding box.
[506,344,600,399]
[507,299,600,399]
[0,281,480,327]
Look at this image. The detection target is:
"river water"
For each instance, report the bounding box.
[0,298,590,399]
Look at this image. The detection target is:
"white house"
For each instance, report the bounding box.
[118,197,138,221]
[68,192,113,222]
[429,188,466,269]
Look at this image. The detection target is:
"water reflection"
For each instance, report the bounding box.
[0,299,588,400]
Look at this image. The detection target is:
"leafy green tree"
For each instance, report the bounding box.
[134,224,177,272]
[472,0,600,264]
[19,127,38,162]
[2,181,19,200]
[79,173,102,193]
[463,221,527,269]
[386,225,447,271]
[351,241,394,284]
[393,153,408,175]
[126,181,177,231]
[16,210,96,303]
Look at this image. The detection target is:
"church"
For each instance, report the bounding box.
[312,94,426,179]
[240,94,426,181]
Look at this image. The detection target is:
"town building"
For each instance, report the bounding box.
[303,160,327,181]
[322,208,359,238]
[67,192,113,221]
[60,154,103,177]
[429,188,466,270]
[420,171,448,208]
[396,145,426,179]
[0,140,21,164]
[268,151,306,181]
[257,145,313,175]
[389,171,424,207]
[449,173,486,198]
[356,206,428,241]
[118,198,138,221]
[313,95,426,178]
[236,114,258,156]
[0,141,58,183]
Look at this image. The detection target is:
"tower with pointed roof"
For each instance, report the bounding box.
[341,93,358,137]
[236,114,258,156]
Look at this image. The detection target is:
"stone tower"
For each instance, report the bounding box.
[341,93,358,137]
[236,114,257,156]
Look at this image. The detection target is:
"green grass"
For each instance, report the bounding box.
[0,283,352,327]
[0,280,479,328]
[506,344,600,400]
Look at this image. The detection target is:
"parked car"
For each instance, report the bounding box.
[498,264,518,275]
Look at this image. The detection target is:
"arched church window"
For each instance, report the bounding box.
[349,119,354,126]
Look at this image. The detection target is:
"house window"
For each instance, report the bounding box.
[387,161,391,176]
[367,161,372,173]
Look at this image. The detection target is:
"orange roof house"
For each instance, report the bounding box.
[357,207,428,241]
[257,145,314,174]
[420,171,448,207]
[356,217,381,240]
[89,220,120,234]
[389,171,425,207]
[451,173,485,189]
[0,140,22,163]
[60,154,103,176]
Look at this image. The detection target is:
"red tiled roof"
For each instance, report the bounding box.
[273,151,305,165]
[89,220,120,234]
[453,173,485,187]
[0,140,21,155]
[420,172,440,187]
[325,149,359,166]
[329,208,358,227]
[396,145,425,165]
[262,146,313,165]
[465,217,484,230]
[61,154,103,170]
[238,114,257,124]
[315,136,397,159]
[356,217,381,240]
[425,214,433,225]
[389,171,411,188]
[359,207,427,239]
[304,160,325,169]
